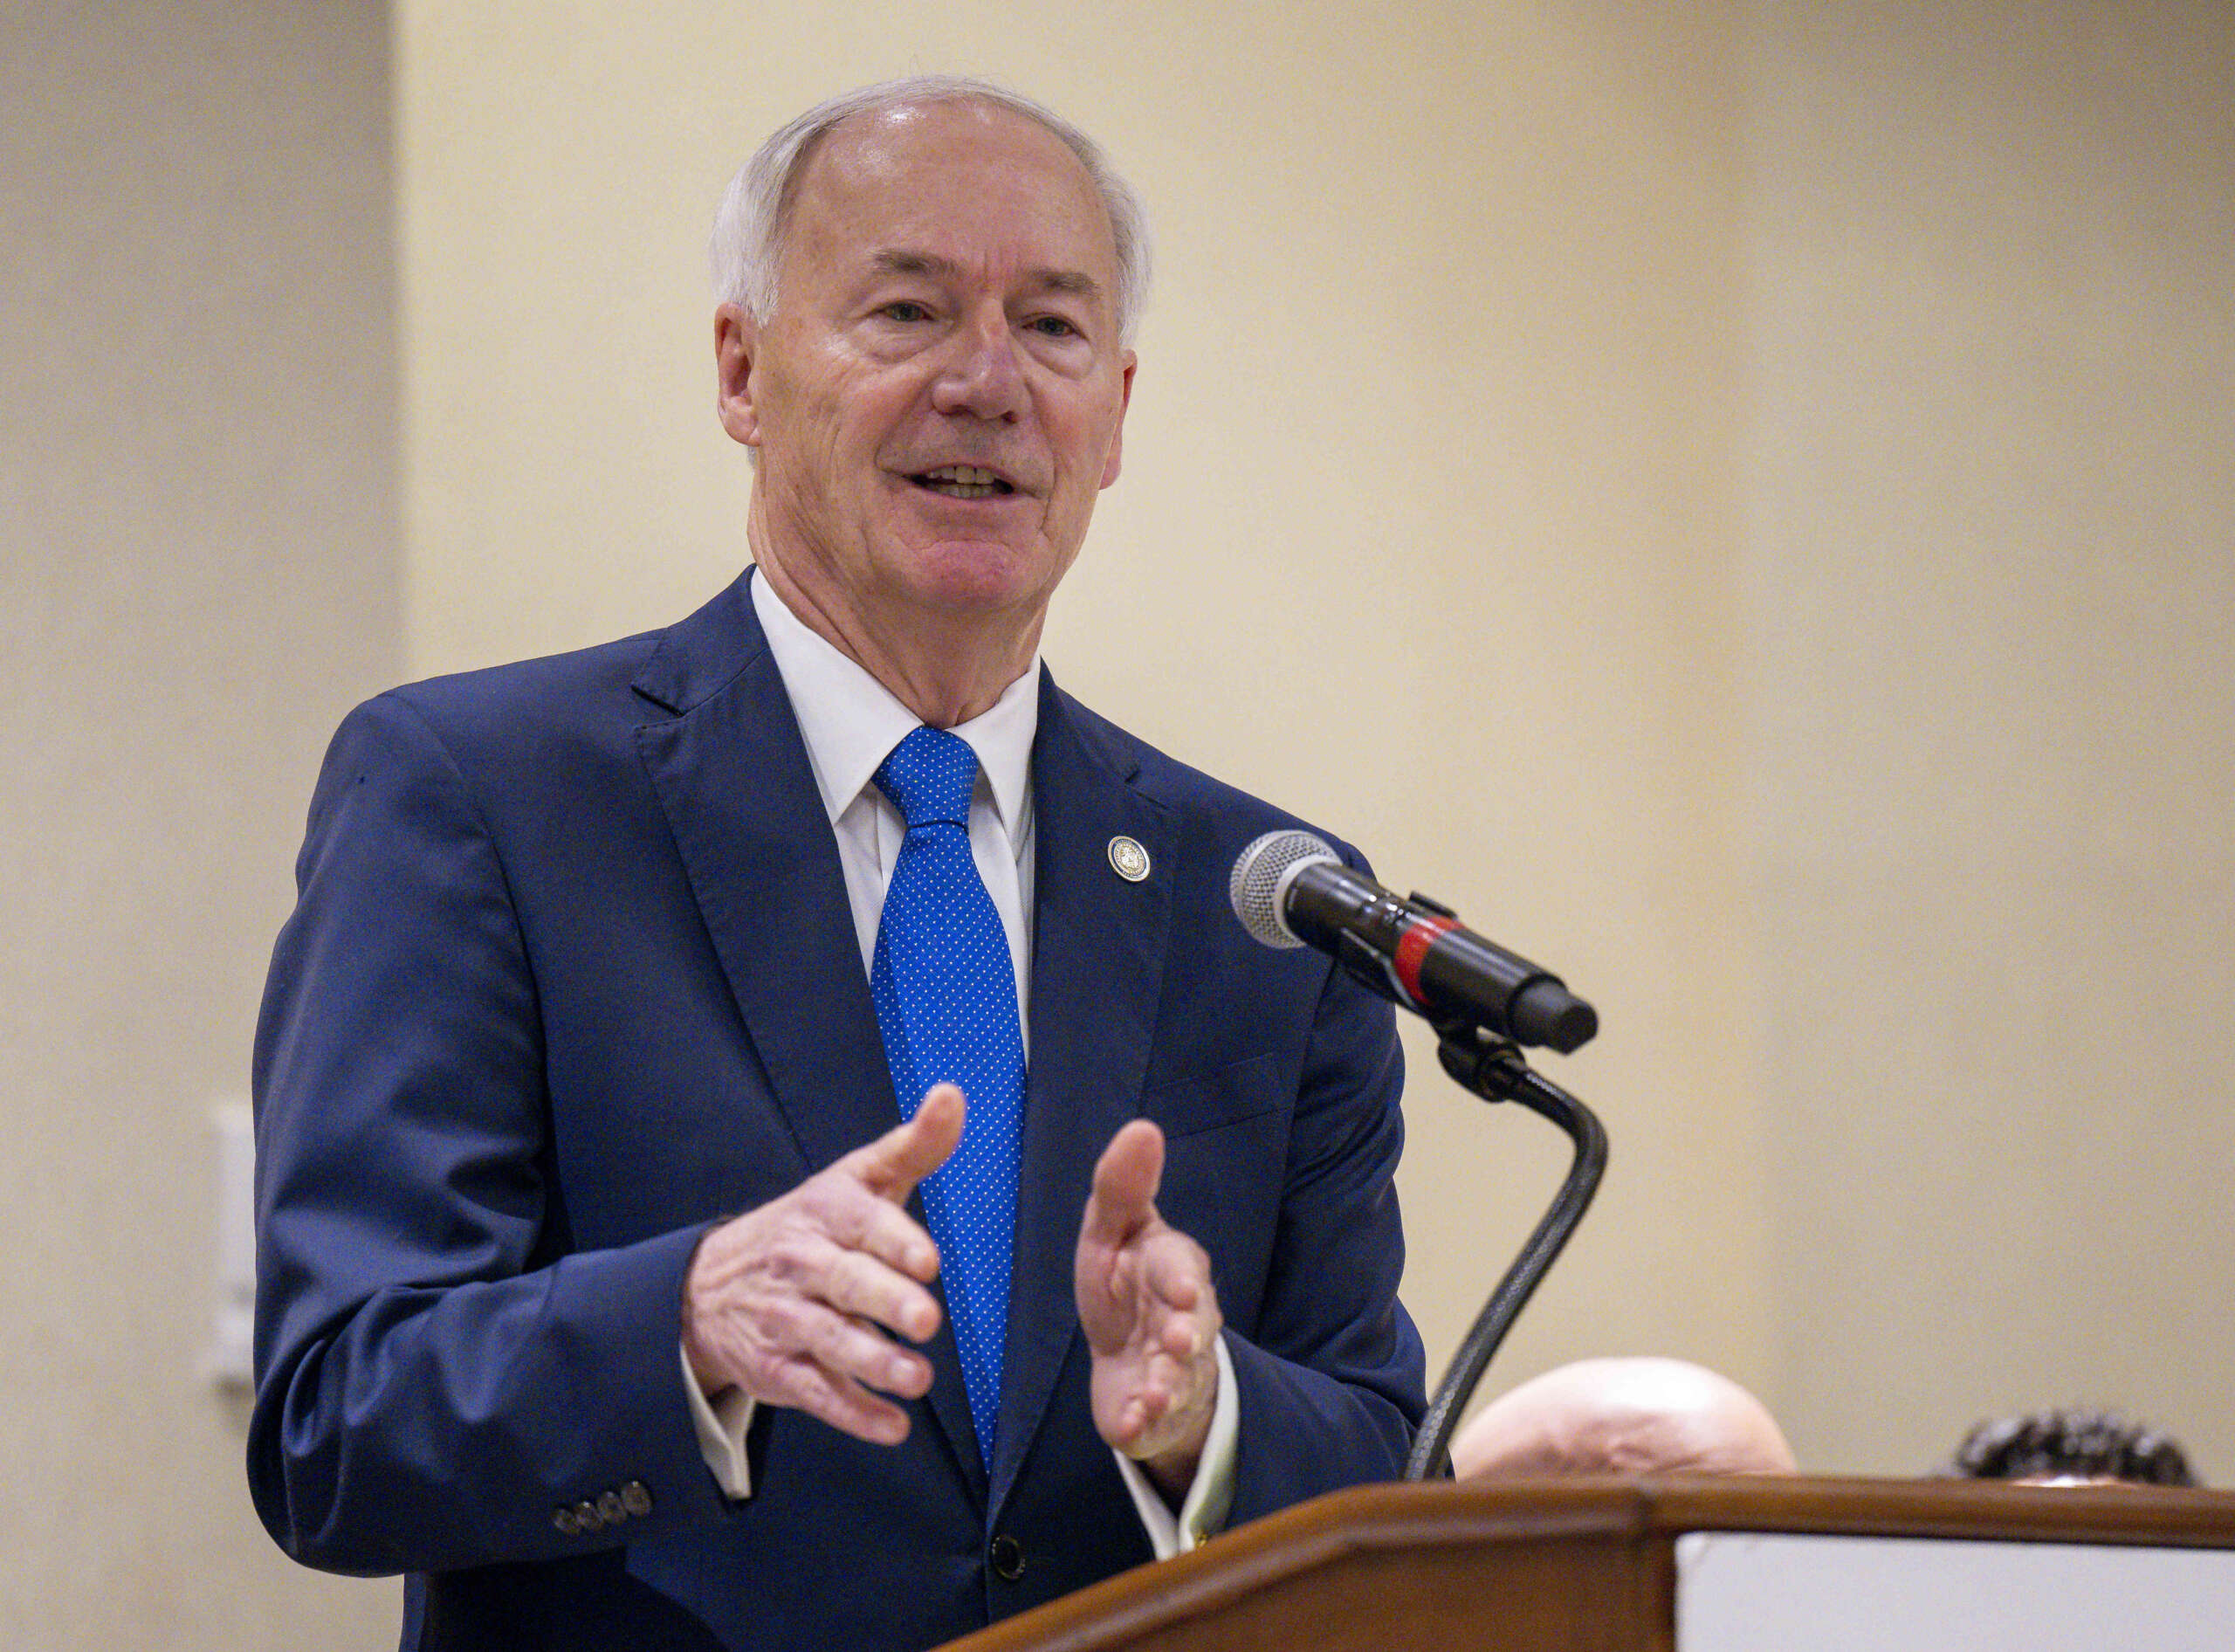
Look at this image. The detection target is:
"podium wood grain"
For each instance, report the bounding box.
[938,1476,2235,1652]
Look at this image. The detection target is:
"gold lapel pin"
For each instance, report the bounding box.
[1107,836,1151,882]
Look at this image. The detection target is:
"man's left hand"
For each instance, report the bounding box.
[1075,1119,1222,1500]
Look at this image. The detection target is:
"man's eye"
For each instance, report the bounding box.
[1028,315,1081,339]
[878,300,932,323]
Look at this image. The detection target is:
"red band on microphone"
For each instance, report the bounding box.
[1392,912,1456,1007]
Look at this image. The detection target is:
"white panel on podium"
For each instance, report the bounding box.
[1677,1529,2235,1652]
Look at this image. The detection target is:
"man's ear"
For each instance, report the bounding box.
[714,302,763,449]
[1099,353,1137,490]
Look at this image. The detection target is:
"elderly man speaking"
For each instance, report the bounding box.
[250,77,1423,1650]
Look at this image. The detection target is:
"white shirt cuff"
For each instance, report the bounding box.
[1112,1333,1239,1559]
[682,1342,757,1499]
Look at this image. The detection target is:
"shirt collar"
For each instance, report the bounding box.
[749,567,1039,837]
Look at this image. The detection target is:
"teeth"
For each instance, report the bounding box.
[917,464,1008,499]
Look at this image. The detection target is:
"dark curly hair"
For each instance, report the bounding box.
[1947,1408,2199,1487]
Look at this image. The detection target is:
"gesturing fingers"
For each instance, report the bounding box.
[822,1242,941,1346]
[805,1174,942,1292]
[759,1352,917,1448]
[685,1219,943,1442]
[684,1100,964,1446]
[1074,1143,1224,1467]
[763,1290,933,1400]
[1141,1230,1206,1313]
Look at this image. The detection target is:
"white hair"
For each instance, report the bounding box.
[709,74,1152,347]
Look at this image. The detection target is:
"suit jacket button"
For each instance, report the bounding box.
[574,1499,604,1532]
[553,1508,581,1537]
[989,1534,1026,1581]
[596,1490,626,1525]
[621,1481,653,1518]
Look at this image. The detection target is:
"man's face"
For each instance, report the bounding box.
[721,100,1134,634]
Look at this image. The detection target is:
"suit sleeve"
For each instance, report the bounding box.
[1224,921,1426,1524]
[247,692,734,1575]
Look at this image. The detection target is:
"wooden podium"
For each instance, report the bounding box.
[938,1476,2235,1652]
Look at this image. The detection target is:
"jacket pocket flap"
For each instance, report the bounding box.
[1139,1051,1283,1139]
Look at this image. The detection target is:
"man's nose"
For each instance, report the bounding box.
[929,313,1026,421]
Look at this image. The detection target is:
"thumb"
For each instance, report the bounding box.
[1081,1119,1165,1249]
[849,1083,966,1200]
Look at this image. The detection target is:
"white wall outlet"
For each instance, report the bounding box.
[206,1099,256,1389]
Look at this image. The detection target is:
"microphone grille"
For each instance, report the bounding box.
[1229,829,1339,949]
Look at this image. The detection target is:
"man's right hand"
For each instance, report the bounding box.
[682,1084,963,1445]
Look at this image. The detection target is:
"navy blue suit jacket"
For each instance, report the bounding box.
[249,571,1423,1650]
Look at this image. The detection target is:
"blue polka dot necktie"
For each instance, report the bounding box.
[870,726,1026,1462]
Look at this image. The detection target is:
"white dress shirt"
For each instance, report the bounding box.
[681,569,1235,1559]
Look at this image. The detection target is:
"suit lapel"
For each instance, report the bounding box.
[632,574,984,1497]
[989,677,1175,1521]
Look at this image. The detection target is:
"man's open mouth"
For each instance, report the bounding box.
[911,465,1015,499]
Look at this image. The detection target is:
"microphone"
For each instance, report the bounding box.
[1228,830,1597,1054]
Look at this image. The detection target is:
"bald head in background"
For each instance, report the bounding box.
[1453,1358,1796,1479]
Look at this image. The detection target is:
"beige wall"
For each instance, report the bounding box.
[1748,2,2235,1473]
[6,1,2231,1643]
[2,3,401,1644]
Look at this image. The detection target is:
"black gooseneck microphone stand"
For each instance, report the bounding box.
[1401,1017,1609,1483]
